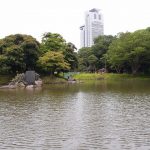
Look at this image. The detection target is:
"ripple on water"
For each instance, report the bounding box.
[0,83,150,149]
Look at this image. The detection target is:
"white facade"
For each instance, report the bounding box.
[80,25,85,48]
[80,8,104,48]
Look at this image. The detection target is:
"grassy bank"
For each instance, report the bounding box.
[0,75,13,85]
[0,75,67,85]
[73,73,150,81]
[42,76,67,84]
[1,73,150,86]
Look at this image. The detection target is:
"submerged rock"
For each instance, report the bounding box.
[26,85,35,89]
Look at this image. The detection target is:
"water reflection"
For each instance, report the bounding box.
[0,80,150,149]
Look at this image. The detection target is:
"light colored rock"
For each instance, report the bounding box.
[26,85,34,89]
[0,85,17,89]
[18,82,25,87]
[35,80,43,87]
[9,85,17,89]
[0,85,9,89]
[0,73,43,90]
[68,80,76,84]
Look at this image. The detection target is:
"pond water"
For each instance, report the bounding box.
[0,80,150,150]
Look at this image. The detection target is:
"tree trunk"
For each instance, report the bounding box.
[115,66,121,73]
[131,64,140,75]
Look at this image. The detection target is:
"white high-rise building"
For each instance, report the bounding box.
[80,8,104,48]
[80,25,85,48]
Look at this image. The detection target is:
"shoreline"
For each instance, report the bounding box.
[73,73,150,81]
[1,73,150,86]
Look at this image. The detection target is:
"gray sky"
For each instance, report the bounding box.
[0,0,150,48]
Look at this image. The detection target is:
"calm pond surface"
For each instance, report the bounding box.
[0,80,150,150]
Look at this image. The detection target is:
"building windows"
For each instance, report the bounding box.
[80,8,104,47]
[99,15,101,20]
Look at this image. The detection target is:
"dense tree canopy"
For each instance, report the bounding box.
[0,33,78,75]
[0,34,40,74]
[78,35,115,72]
[77,47,93,71]
[64,42,78,71]
[39,32,78,74]
[40,33,66,52]
[1,27,150,76]
[92,35,115,59]
[38,51,70,74]
[106,28,150,74]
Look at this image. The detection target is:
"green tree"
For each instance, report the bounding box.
[77,47,93,71]
[125,30,150,74]
[0,55,10,74]
[21,35,40,69]
[40,33,78,73]
[88,54,98,72]
[92,35,115,69]
[106,33,130,73]
[38,51,70,75]
[0,34,40,74]
[64,42,78,71]
[107,29,150,74]
[41,32,66,52]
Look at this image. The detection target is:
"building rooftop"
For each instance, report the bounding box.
[89,8,100,13]
[80,25,85,30]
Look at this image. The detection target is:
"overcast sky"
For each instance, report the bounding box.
[0,0,150,48]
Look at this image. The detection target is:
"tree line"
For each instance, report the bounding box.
[78,27,150,75]
[0,33,78,75]
[0,27,150,75]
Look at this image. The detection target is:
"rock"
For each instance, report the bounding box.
[0,72,43,90]
[35,80,43,87]
[0,85,9,89]
[26,85,35,89]
[0,85,17,89]
[68,80,76,83]
[9,85,17,89]
[18,82,26,87]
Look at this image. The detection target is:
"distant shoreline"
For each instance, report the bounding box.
[1,73,150,86]
[73,73,150,81]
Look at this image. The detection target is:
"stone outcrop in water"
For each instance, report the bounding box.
[0,71,42,89]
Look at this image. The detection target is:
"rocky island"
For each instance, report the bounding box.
[0,71,42,89]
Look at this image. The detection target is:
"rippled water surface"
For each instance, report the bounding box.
[0,80,150,150]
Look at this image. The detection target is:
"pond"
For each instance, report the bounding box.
[0,80,150,149]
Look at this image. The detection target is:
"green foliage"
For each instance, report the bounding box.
[64,42,78,71]
[41,32,66,52]
[92,35,116,69]
[93,35,115,58]
[0,75,12,85]
[39,33,78,73]
[1,27,150,76]
[73,73,104,80]
[21,36,40,69]
[73,73,150,81]
[107,29,150,74]
[78,35,115,72]
[0,55,10,74]
[88,54,98,64]
[106,33,131,73]
[88,54,98,72]
[0,34,40,74]
[77,47,93,71]
[38,51,70,75]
